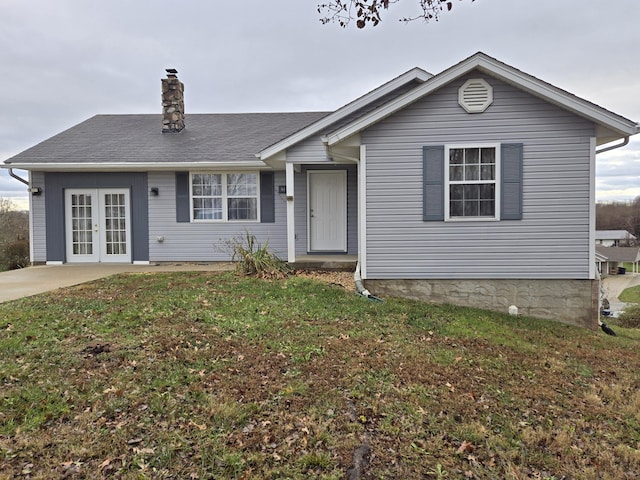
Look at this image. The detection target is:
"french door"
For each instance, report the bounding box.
[65,188,131,263]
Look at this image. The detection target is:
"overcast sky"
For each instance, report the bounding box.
[1,0,639,209]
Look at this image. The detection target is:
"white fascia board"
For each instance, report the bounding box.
[326,59,483,145]
[474,56,639,136]
[1,161,268,172]
[257,67,433,161]
[326,53,639,146]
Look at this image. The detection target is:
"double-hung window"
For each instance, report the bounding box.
[445,145,500,220]
[191,173,259,221]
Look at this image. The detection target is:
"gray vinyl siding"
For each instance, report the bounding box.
[362,73,595,280]
[293,164,358,255]
[148,171,288,261]
[287,137,332,164]
[30,171,47,263]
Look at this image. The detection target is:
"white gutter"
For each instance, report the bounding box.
[326,143,368,283]
[8,168,29,186]
[1,161,268,172]
[595,136,629,155]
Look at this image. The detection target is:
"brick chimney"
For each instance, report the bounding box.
[161,68,185,133]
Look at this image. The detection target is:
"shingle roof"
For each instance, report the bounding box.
[4,112,330,166]
[596,246,640,263]
[596,230,637,241]
[6,52,637,169]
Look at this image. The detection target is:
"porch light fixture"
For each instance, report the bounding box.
[29,187,42,196]
[150,187,159,196]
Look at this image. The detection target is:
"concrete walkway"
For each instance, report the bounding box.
[601,272,640,312]
[0,263,233,304]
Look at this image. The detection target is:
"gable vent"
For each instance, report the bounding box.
[458,78,493,113]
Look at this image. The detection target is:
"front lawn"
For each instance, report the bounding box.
[1,271,639,479]
[619,284,640,303]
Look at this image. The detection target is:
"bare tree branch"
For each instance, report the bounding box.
[318,0,473,28]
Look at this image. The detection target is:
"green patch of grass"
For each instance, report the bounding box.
[618,284,640,303]
[1,383,72,434]
[1,271,640,478]
[297,451,333,470]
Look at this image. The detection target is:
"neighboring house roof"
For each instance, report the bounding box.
[596,246,640,263]
[595,230,637,241]
[4,112,330,171]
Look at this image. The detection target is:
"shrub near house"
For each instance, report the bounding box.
[0,199,29,270]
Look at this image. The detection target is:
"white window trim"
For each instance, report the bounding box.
[444,143,501,222]
[189,172,261,222]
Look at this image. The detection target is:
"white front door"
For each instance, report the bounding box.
[65,188,132,263]
[308,171,347,252]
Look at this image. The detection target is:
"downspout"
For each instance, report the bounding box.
[8,168,29,186]
[8,167,36,266]
[595,136,629,155]
[593,134,632,334]
[325,144,383,301]
[354,260,382,301]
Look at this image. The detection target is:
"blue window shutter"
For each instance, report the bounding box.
[501,143,524,220]
[260,172,275,223]
[423,145,445,221]
[175,172,190,223]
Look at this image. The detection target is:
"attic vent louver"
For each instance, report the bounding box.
[458,78,493,113]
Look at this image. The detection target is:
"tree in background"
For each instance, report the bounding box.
[318,0,474,28]
[0,198,29,270]
[596,197,640,244]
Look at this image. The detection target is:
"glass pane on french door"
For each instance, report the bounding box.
[104,193,127,255]
[70,193,94,255]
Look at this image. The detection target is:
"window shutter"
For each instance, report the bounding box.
[423,145,445,221]
[260,172,275,223]
[501,143,523,220]
[175,172,190,223]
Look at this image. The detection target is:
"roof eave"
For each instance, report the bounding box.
[1,161,269,172]
[257,67,433,161]
[473,56,639,137]
[325,52,639,146]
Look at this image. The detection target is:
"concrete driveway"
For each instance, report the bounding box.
[601,272,640,312]
[0,263,233,304]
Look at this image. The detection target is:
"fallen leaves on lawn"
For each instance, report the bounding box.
[295,269,356,292]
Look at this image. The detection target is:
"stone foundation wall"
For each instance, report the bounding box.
[364,278,599,330]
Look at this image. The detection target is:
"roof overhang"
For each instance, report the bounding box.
[324,52,639,147]
[595,252,608,262]
[257,67,432,161]
[2,161,269,172]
